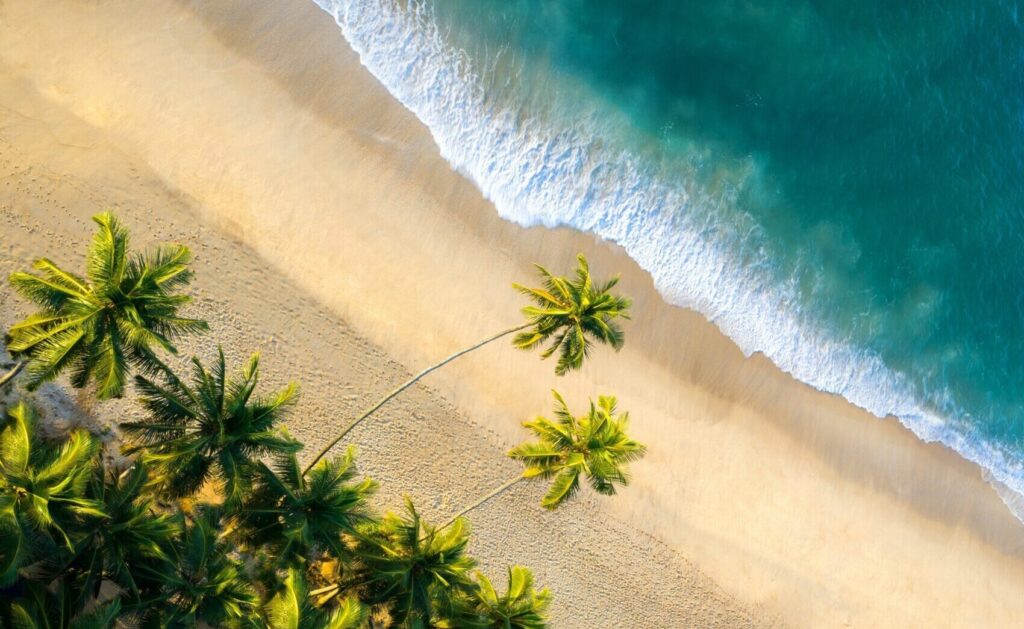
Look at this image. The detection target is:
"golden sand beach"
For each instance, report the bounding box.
[1,1,1023,626]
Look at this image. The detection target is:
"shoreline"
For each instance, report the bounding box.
[323,0,1024,512]
[0,59,764,629]
[2,0,1024,626]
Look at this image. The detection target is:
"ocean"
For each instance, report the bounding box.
[314,0,1024,520]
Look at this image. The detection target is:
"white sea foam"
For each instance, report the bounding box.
[312,0,1024,522]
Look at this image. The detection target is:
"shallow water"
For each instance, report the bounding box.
[314,0,1024,517]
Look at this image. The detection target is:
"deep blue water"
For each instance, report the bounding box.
[316,0,1024,512]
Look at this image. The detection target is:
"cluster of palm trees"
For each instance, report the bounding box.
[0,212,645,628]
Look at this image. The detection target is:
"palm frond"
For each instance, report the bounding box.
[22,328,87,388]
[86,211,129,286]
[8,272,83,312]
[540,469,580,510]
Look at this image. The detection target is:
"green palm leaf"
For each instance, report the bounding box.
[56,460,180,604]
[130,505,258,626]
[264,569,367,629]
[243,446,376,569]
[0,580,124,629]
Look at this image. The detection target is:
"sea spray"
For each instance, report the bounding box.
[312,0,1024,521]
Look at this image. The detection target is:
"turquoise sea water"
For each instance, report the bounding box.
[315,0,1024,515]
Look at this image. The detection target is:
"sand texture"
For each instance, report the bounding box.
[1,1,1024,627]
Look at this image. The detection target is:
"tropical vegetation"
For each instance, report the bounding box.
[438,391,647,531]
[5,212,207,399]
[0,213,645,627]
[305,254,631,473]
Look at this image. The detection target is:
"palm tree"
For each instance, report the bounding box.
[0,401,104,585]
[241,447,377,569]
[316,498,475,627]
[64,461,178,604]
[5,212,207,399]
[132,505,258,626]
[512,254,632,375]
[263,569,367,629]
[435,566,550,629]
[121,348,300,506]
[304,254,631,474]
[439,391,645,530]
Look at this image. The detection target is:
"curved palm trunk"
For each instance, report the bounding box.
[0,359,24,390]
[303,323,531,475]
[437,475,527,532]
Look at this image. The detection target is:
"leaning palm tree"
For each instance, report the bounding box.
[316,498,475,627]
[0,401,104,585]
[5,212,207,399]
[241,447,377,569]
[304,254,631,473]
[438,391,645,530]
[121,348,300,506]
[435,566,551,629]
[263,569,367,629]
[511,254,632,375]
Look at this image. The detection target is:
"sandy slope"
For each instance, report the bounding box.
[1,0,1023,626]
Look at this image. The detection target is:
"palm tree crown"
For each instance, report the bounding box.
[436,566,551,629]
[509,391,646,510]
[72,461,178,602]
[0,401,103,584]
[134,506,258,626]
[242,447,377,568]
[6,212,207,399]
[122,348,300,505]
[512,254,631,375]
[350,499,475,627]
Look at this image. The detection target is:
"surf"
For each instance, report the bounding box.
[312,0,1024,523]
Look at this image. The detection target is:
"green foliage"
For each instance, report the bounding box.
[133,505,259,627]
[0,580,122,629]
[67,461,178,603]
[509,391,646,510]
[0,401,102,585]
[0,218,656,629]
[512,254,631,375]
[122,348,300,506]
[242,447,377,569]
[6,212,207,399]
[350,499,475,627]
[436,566,550,629]
[264,569,367,629]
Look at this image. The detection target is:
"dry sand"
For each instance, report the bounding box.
[1,1,1024,626]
